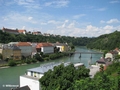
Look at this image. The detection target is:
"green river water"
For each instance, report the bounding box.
[0,46,103,90]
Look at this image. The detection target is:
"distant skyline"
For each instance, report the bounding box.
[0,0,120,37]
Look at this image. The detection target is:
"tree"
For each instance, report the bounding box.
[39,63,90,90]
[34,53,43,61]
[8,60,17,66]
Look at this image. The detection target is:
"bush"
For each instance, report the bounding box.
[25,59,31,64]
[31,58,37,63]
[44,57,50,61]
[8,60,17,66]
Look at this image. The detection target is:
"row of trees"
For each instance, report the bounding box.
[0,30,93,46]
[40,62,120,90]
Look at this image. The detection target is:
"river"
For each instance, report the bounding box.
[0,46,102,90]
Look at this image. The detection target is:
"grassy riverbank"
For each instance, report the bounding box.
[0,52,71,68]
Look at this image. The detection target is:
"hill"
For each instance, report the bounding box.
[87,30,120,50]
[0,30,93,46]
[1,29,120,50]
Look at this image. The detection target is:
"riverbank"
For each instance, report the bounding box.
[0,52,71,68]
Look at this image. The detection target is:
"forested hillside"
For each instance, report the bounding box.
[0,30,94,46]
[1,30,120,50]
[87,31,120,50]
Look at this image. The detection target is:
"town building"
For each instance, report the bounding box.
[36,43,54,54]
[32,31,41,35]
[16,42,32,57]
[2,27,26,34]
[96,57,112,66]
[2,44,21,60]
[52,42,70,52]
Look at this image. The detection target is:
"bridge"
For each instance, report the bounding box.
[68,51,103,54]
[67,51,103,59]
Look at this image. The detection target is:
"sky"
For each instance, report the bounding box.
[0,0,120,37]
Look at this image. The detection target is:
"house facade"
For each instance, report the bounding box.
[2,45,21,60]
[31,43,37,57]
[53,42,69,52]
[36,43,54,54]
[16,42,32,57]
[105,52,113,61]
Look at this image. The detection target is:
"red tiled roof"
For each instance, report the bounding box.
[17,42,31,46]
[36,43,53,48]
[3,28,18,33]
[18,30,26,33]
[2,27,26,34]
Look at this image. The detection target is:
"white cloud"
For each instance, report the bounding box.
[40,22,47,25]
[110,0,120,3]
[44,0,69,8]
[86,25,98,32]
[100,19,120,24]
[14,0,41,9]
[106,19,120,24]
[100,20,105,23]
[48,20,56,24]
[96,8,107,11]
[103,25,113,30]
[28,17,33,20]
[73,14,86,19]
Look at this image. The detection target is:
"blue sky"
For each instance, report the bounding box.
[0,0,120,37]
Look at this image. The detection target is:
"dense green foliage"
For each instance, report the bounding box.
[87,31,120,50]
[40,62,120,90]
[74,62,120,90]
[39,63,90,90]
[8,60,17,66]
[0,30,93,46]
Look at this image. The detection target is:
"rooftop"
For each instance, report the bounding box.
[27,62,71,74]
[17,42,31,46]
[36,43,53,48]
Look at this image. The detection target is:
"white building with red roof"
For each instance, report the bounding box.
[16,42,32,57]
[36,43,54,54]
[2,27,26,34]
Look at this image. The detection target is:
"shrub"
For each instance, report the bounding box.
[8,60,17,66]
[31,58,37,63]
[25,59,31,64]
[44,57,50,61]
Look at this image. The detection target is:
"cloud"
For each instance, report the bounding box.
[73,14,86,19]
[100,19,120,24]
[28,17,33,20]
[106,19,120,24]
[96,8,107,11]
[110,0,120,3]
[100,20,105,23]
[44,0,69,8]
[14,0,41,9]
[103,25,113,30]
